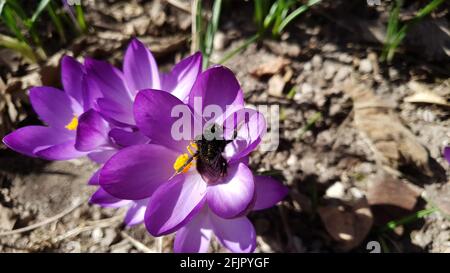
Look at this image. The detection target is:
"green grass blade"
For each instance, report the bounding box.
[278,0,322,34]
[0,33,37,62]
[47,3,66,43]
[1,5,25,41]
[0,0,6,15]
[379,207,438,233]
[415,0,444,20]
[203,0,223,69]
[263,1,280,30]
[75,4,87,33]
[31,0,51,24]
[216,33,260,65]
[297,112,322,140]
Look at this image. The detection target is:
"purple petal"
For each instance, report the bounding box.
[209,213,256,253]
[100,144,177,200]
[87,148,117,164]
[223,108,266,163]
[161,52,202,102]
[75,109,110,151]
[174,207,212,253]
[3,126,70,157]
[444,146,450,164]
[134,89,192,152]
[83,72,102,110]
[61,56,85,110]
[96,98,135,126]
[123,38,161,95]
[188,66,244,123]
[35,139,86,160]
[89,188,131,208]
[124,199,148,226]
[145,172,207,236]
[84,58,133,125]
[109,128,149,147]
[206,163,254,219]
[29,87,75,128]
[88,169,100,185]
[253,176,288,211]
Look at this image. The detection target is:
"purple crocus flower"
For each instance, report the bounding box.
[84,38,202,127]
[77,38,203,226]
[3,56,89,160]
[174,175,288,253]
[444,146,450,164]
[99,66,288,251]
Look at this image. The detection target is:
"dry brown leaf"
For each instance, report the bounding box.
[346,81,435,178]
[404,81,450,107]
[318,198,373,251]
[250,57,291,78]
[367,174,422,210]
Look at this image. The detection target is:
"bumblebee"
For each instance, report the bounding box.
[172,123,235,183]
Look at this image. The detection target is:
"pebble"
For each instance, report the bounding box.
[359,58,373,74]
[323,62,337,80]
[311,55,322,69]
[287,154,298,167]
[325,182,345,199]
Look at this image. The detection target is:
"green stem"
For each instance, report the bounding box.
[379,207,438,233]
[217,33,260,65]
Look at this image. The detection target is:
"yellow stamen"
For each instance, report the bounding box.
[173,153,193,173]
[65,116,79,131]
[187,142,198,156]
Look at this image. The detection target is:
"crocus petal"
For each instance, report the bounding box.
[89,188,131,208]
[100,144,177,200]
[124,199,148,226]
[109,128,148,147]
[123,38,161,95]
[174,207,212,253]
[444,146,450,164]
[206,163,254,219]
[88,169,100,185]
[161,52,202,102]
[3,126,69,157]
[134,89,192,152]
[87,148,117,164]
[145,172,207,236]
[223,108,266,163]
[84,58,133,125]
[253,176,288,211]
[209,213,256,253]
[29,87,75,128]
[75,109,110,151]
[96,98,135,126]
[61,55,85,112]
[35,139,86,160]
[188,66,244,124]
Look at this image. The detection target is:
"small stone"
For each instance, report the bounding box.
[334,67,351,82]
[91,228,104,243]
[312,55,322,69]
[301,82,313,94]
[325,182,345,199]
[303,62,312,72]
[359,58,373,74]
[287,154,298,166]
[323,62,337,80]
[267,74,285,97]
[213,31,227,51]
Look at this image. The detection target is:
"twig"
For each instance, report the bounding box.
[120,231,154,253]
[166,0,191,13]
[0,198,85,237]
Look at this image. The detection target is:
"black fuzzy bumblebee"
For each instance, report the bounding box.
[173,123,235,183]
